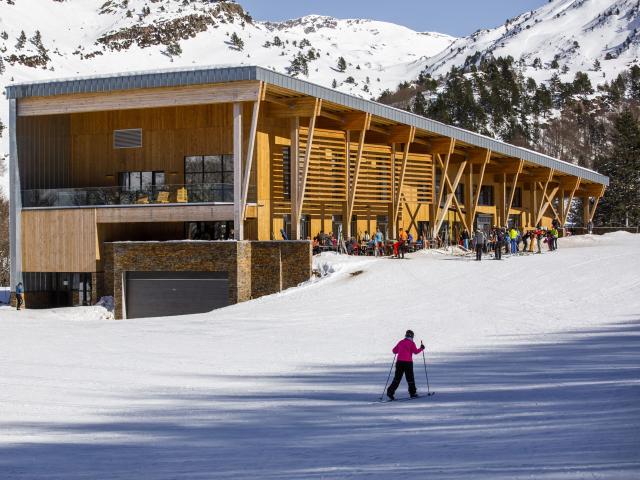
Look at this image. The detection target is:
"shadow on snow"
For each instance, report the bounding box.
[1,320,639,479]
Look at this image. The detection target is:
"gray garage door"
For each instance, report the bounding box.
[125,271,229,319]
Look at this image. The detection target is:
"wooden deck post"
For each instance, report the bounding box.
[296,99,322,226]
[393,127,416,232]
[464,162,473,233]
[233,102,244,240]
[505,160,524,226]
[242,83,264,220]
[346,113,371,232]
[290,116,300,240]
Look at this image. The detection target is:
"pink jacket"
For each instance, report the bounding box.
[392,338,424,362]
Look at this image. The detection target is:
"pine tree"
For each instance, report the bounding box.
[331,79,337,89]
[629,65,640,100]
[15,30,26,50]
[593,59,601,71]
[229,32,244,51]
[572,72,594,95]
[287,52,309,77]
[594,109,640,226]
[337,56,347,72]
[412,91,428,116]
[165,42,182,58]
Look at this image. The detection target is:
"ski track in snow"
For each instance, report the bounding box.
[0,232,639,479]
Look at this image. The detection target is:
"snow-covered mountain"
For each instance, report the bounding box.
[0,0,453,98]
[423,0,639,86]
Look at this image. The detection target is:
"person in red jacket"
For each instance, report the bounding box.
[387,329,425,400]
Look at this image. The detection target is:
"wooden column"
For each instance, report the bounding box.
[468,149,491,231]
[498,173,507,227]
[563,178,581,225]
[505,160,524,226]
[582,196,591,227]
[290,116,300,240]
[393,127,416,233]
[390,143,397,239]
[233,102,244,240]
[464,163,473,232]
[242,87,263,220]
[558,187,566,227]
[345,131,352,239]
[346,113,371,231]
[296,99,322,225]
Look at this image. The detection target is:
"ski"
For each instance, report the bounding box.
[377,392,435,403]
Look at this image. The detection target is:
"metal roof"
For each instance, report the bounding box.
[4,65,608,185]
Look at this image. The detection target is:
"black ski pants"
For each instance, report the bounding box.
[494,243,502,260]
[16,294,23,310]
[387,360,417,396]
[476,244,483,261]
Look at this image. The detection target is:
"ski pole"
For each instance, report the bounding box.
[421,341,433,396]
[379,354,396,400]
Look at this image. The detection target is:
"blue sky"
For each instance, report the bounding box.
[239,0,548,37]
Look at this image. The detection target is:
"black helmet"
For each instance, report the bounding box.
[405,329,414,338]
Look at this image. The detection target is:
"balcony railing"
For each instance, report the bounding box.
[21,183,234,208]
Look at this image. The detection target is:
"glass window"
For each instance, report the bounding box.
[222,154,234,173]
[118,172,130,190]
[184,155,233,186]
[154,171,165,187]
[204,173,219,185]
[185,156,202,173]
[223,172,234,185]
[455,184,464,204]
[185,173,200,185]
[512,187,522,208]
[204,155,221,172]
[130,172,141,190]
[141,171,153,190]
[119,171,165,191]
[476,185,494,206]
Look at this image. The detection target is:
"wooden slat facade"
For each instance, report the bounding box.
[22,208,97,272]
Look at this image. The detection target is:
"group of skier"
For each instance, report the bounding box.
[467,221,561,261]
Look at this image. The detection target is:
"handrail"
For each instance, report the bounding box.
[21,183,234,208]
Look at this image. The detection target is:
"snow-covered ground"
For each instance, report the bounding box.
[0,232,639,479]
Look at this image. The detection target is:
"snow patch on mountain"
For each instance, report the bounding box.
[423,0,639,87]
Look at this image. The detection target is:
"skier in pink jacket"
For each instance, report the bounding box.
[387,330,425,400]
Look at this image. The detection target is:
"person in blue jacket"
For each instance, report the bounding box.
[15,282,24,311]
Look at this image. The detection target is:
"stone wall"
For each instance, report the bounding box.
[102,240,311,319]
[279,241,313,290]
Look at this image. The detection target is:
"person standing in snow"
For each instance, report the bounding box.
[535,227,543,253]
[387,330,425,400]
[462,229,470,250]
[396,227,408,259]
[473,229,486,261]
[494,228,504,260]
[15,282,24,311]
[509,227,518,254]
[374,228,384,257]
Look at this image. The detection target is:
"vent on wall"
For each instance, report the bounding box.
[113,128,142,149]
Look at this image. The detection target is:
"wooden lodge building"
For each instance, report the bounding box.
[6,66,609,315]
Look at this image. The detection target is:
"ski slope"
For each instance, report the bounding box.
[0,232,639,479]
